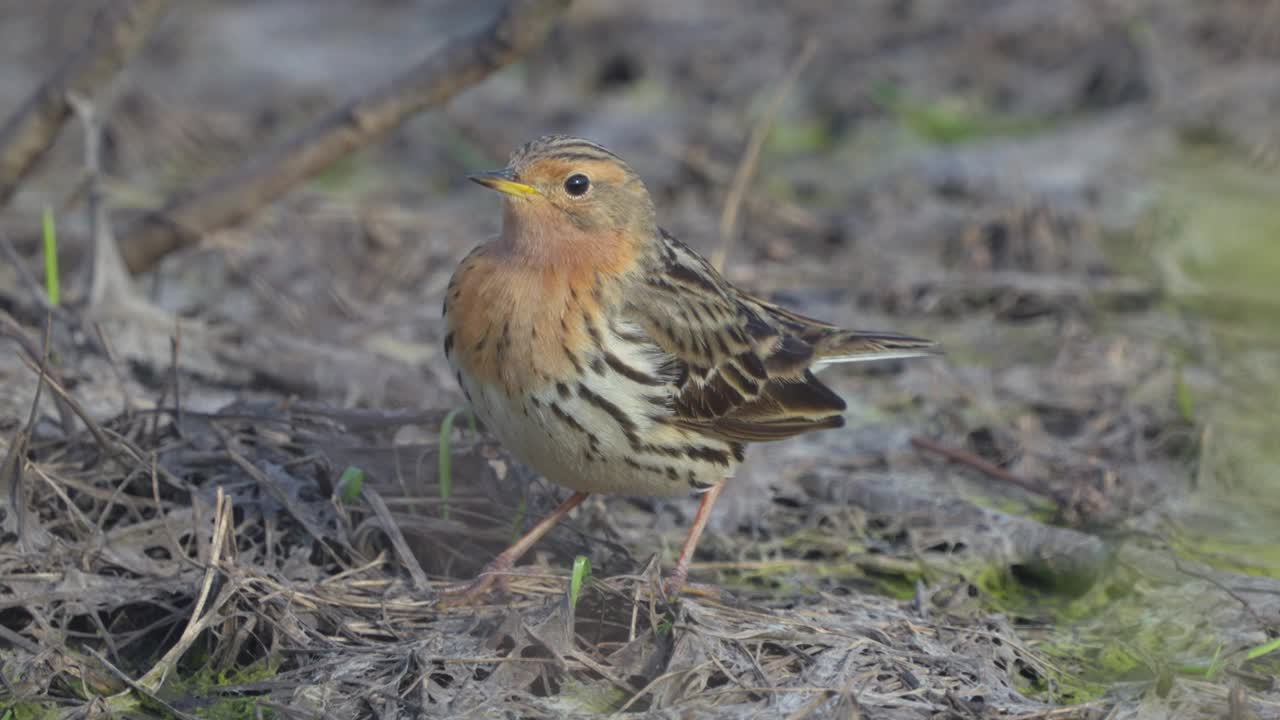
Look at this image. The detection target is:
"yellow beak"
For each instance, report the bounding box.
[468,169,540,199]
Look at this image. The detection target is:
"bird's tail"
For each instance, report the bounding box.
[812,330,939,365]
[751,297,939,365]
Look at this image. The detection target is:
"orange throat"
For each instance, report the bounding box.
[445,221,638,395]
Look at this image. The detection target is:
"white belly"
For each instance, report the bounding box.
[450,325,735,498]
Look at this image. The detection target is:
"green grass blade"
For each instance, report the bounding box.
[569,555,591,609]
[1245,635,1280,661]
[42,206,60,307]
[337,465,365,503]
[438,407,471,520]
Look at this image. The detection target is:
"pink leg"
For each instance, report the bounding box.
[440,491,589,606]
[663,480,726,596]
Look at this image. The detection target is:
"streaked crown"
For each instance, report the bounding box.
[507,134,625,169]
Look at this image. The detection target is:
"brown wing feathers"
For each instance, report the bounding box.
[628,229,934,444]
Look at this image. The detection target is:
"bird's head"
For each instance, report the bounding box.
[469,135,656,263]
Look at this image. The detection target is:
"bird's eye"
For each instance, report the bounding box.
[564,173,591,197]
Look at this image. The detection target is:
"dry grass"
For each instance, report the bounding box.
[2,1,1280,718]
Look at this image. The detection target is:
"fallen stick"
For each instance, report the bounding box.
[119,0,572,273]
[910,434,1052,500]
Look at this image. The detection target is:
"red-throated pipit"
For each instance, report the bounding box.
[442,135,936,602]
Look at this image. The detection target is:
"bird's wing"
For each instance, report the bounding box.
[622,230,934,443]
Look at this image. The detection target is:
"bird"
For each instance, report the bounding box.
[440,134,937,603]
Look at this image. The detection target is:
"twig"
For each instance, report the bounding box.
[215,425,350,568]
[363,485,432,593]
[0,310,77,436]
[138,487,234,692]
[1228,684,1249,720]
[0,232,114,361]
[0,428,28,545]
[170,321,183,435]
[86,647,200,720]
[118,0,572,273]
[1163,540,1266,626]
[0,623,42,655]
[1,229,114,361]
[614,661,719,714]
[565,647,641,697]
[0,317,56,552]
[152,454,202,571]
[0,0,172,205]
[0,233,55,313]
[13,346,129,471]
[67,91,127,309]
[93,321,135,414]
[67,93,103,269]
[711,38,817,272]
[910,435,1055,500]
[67,90,161,323]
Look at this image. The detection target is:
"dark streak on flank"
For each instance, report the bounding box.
[684,444,731,467]
[604,351,659,386]
[625,457,669,476]
[556,382,572,399]
[443,332,455,356]
[494,327,508,365]
[643,443,684,458]
[584,312,603,345]
[550,401,599,451]
[577,383,639,443]
[562,344,583,374]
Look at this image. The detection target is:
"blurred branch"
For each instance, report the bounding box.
[118,0,573,274]
[0,0,172,206]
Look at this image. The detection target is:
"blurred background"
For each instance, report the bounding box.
[1,1,1278,717]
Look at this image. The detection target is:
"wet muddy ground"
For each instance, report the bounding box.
[1,1,1279,717]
